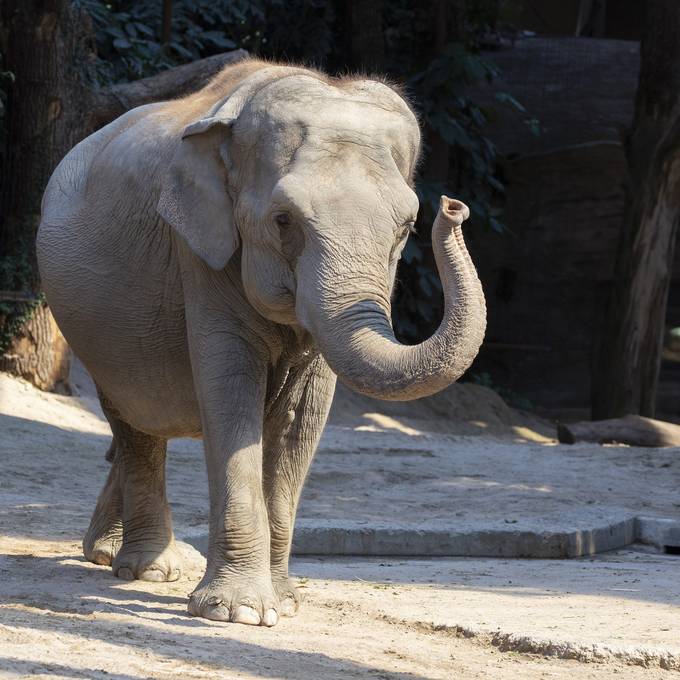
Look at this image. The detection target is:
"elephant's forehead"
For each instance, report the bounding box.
[233,75,419,183]
[241,76,416,144]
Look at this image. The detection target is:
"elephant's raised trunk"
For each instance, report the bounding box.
[300,196,486,401]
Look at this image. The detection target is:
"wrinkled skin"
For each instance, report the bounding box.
[37,60,486,627]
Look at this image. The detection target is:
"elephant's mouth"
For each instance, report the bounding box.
[251,289,298,327]
[240,247,299,326]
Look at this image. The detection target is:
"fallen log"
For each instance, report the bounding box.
[89,49,249,131]
[557,415,680,447]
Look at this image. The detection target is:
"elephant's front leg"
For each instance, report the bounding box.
[263,354,336,616]
[186,326,278,626]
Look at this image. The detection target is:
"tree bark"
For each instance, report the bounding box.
[0,303,70,391]
[0,0,97,392]
[0,0,95,269]
[591,0,680,419]
[161,0,173,45]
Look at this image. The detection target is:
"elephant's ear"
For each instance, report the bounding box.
[158,66,309,269]
[157,118,238,270]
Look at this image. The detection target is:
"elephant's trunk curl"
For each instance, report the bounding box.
[298,196,487,401]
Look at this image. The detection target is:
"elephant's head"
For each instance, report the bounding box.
[158,65,486,400]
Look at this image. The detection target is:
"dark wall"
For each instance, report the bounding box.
[468,142,628,409]
[605,1,645,40]
[511,0,644,40]
[465,36,680,415]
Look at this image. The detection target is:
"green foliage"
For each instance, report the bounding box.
[0,295,44,355]
[0,54,30,354]
[80,0,240,83]
[394,46,507,338]
[409,43,505,232]
[79,1,335,84]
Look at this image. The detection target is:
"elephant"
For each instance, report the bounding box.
[36,58,486,627]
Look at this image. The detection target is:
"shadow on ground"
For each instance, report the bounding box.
[1,554,432,680]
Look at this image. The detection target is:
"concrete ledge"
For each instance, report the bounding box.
[636,516,680,552]
[182,508,641,559]
[290,511,636,558]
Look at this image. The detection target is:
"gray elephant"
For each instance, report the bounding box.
[37,59,486,627]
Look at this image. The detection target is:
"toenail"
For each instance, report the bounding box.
[279,597,297,616]
[232,605,260,625]
[262,609,278,627]
[205,604,231,621]
[140,568,165,582]
[92,551,111,566]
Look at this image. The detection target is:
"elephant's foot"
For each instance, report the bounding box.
[112,541,182,582]
[84,453,124,566]
[272,574,301,617]
[83,520,123,566]
[188,574,279,626]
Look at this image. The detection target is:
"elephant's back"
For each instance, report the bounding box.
[37,104,201,438]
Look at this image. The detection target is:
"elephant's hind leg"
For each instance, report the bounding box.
[83,439,124,566]
[90,399,181,582]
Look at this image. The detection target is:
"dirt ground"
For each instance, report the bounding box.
[1,371,679,679]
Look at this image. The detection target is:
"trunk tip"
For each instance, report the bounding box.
[439,196,470,224]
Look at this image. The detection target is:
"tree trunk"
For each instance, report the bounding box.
[591,0,680,419]
[0,303,70,391]
[161,0,173,45]
[575,0,607,37]
[0,0,97,391]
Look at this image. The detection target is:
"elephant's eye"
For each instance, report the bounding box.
[275,213,292,229]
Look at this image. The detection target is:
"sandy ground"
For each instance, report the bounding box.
[1,370,679,679]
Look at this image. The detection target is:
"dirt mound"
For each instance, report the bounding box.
[329,381,555,441]
[0,359,554,442]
